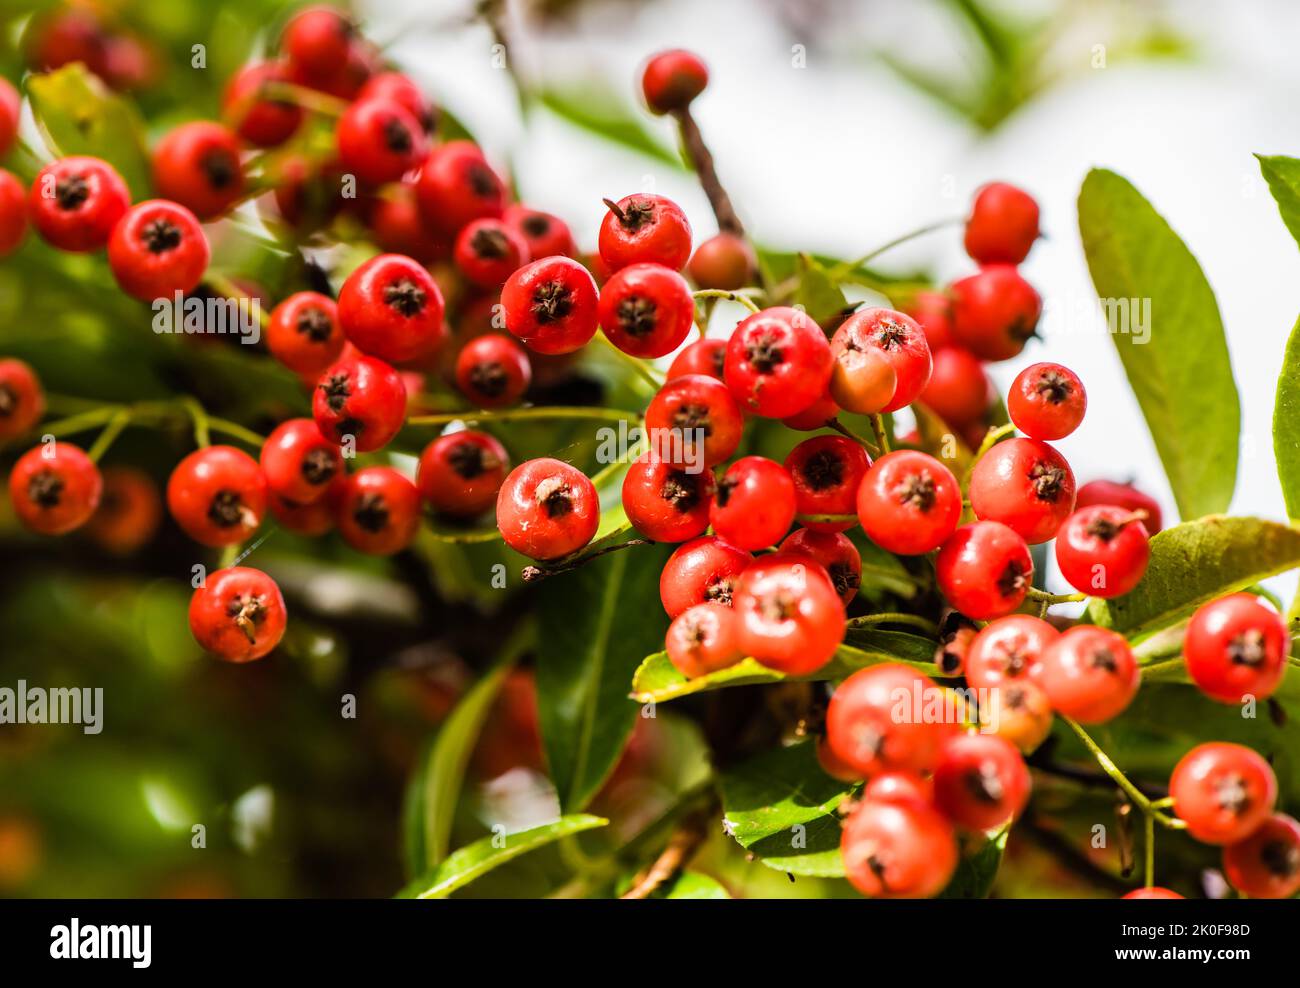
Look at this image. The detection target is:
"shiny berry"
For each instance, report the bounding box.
[496,457,599,560]
[598,262,695,358]
[640,49,708,114]
[784,435,869,533]
[982,680,1054,754]
[335,466,421,555]
[969,437,1076,544]
[189,566,286,662]
[1170,742,1277,846]
[856,450,961,555]
[0,78,18,157]
[453,218,529,289]
[933,733,1031,831]
[936,521,1033,620]
[1122,887,1184,900]
[0,168,27,256]
[259,418,342,504]
[1076,479,1163,534]
[0,358,45,440]
[709,456,796,551]
[829,342,895,415]
[8,442,101,535]
[503,204,576,259]
[826,664,956,779]
[268,481,341,537]
[919,347,988,428]
[313,353,407,451]
[724,306,833,418]
[267,291,344,376]
[336,97,428,185]
[659,535,751,618]
[830,308,932,413]
[964,614,1058,691]
[687,232,755,290]
[1055,505,1151,598]
[863,771,934,804]
[222,62,303,147]
[598,193,692,272]
[818,736,865,783]
[840,798,958,899]
[950,265,1042,362]
[152,122,244,219]
[645,373,743,468]
[501,255,599,355]
[1222,813,1300,899]
[667,337,726,381]
[28,156,130,252]
[903,290,955,351]
[965,182,1040,265]
[86,466,162,555]
[1035,626,1140,724]
[622,454,714,543]
[108,200,210,301]
[337,253,446,364]
[1184,593,1289,704]
[415,140,505,235]
[732,555,845,674]
[417,430,509,519]
[358,72,436,133]
[778,528,860,605]
[1008,361,1086,440]
[281,6,353,80]
[455,334,531,408]
[665,603,743,679]
[166,445,266,547]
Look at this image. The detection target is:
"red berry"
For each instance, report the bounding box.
[841,798,958,898]
[969,437,1076,544]
[665,603,743,678]
[659,535,751,618]
[983,680,1055,754]
[709,456,796,550]
[1055,505,1151,598]
[829,343,895,415]
[640,49,708,114]
[830,308,932,413]
[271,154,346,230]
[222,62,303,147]
[8,442,102,534]
[1184,593,1289,704]
[919,347,988,428]
[333,466,421,555]
[367,182,449,263]
[0,77,18,157]
[598,193,692,273]
[818,736,865,784]
[903,290,955,352]
[259,418,342,504]
[862,771,934,803]
[151,122,244,220]
[724,306,833,417]
[964,614,1059,691]
[932,733,1031,831]
[357,72,436,133]
[964,182,1040,265]
[503,204,576,259]
[166,445,266,547]
[27,156,130,252]
[313,353,407,451]
[266,291,344,375]
[1076,479,1163,534]
[189,566,286,662]
[268,487,338,536]
[1122,887,1184,900]
[501,255,599,355]
[455,334,531,408]
[781,388,840,431]
[622,453,715,543]
[337,253,446,364]
[282,5,353,81]
[856,450,961,555]
[1170,742,1277,846]
[0,358,45,440]
[732,555,845,674]
[949,265,1042,362]
[1222,813,1300,899]
[0,168,27,256]
[784,434,869,533]
[936,521,1033,620]
[1035,626,1140,724]
[453,218,529,289]
[496,457,599,560]
[336,97,428,185]
[687,232,755,290]
[667,337,726,381]
[415,140,505,235]
[826,664,956,778]
[644,373,743,468]
[107,199,210,301]
[778,528,861,605]
[86,466,162,555]
[598,262,695,358]
[417,430,510,519]
[1008,361,1086,440]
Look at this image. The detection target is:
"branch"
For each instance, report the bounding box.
[620,810,711,899]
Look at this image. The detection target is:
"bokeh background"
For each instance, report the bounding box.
[1,0,1296,898]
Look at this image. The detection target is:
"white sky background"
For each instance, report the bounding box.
[367,0,1300,596]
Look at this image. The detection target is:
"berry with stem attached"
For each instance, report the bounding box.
[658,535,751,618]
[108,200,210,301]
[731,555,845,674]
[969,437,1076,544]
[501,255,600,355]
[312,352,407,451]
[1055,504,1150,598]
[640,49,709,114]
[724,306,833,418]
[1035,626,1140,724]
[496,457,600,561]
[856,450,961,555]
[598,262,695,358]
[337,253,446,364]
[188,566,286,662]
[28,156,130,252]
[1008,362,1086,440]
[166,445,267,547]
[1183,593,1289,704]
[709,455,796,550]
[1075,479,1163,534]
[784,434,869,533]
[1169,742,1277,846]
[9,443,102,535]
[688,233,756,290]
[598,193,692,272]
[936,521,1033,620]
[665,603,743,679]
[622,453,715,543]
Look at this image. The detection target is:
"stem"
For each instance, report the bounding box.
[869,413,891,454]
[846,612,939,636]
[826,418,880,456]
[828,218,963,282]
[692,289,760,314]
[1025,587,1087,605]
[86,409,132,462]
[261,81,349,117]
[796,512,858,525]
[407,406,641,427]
[521,537,652,583]
[672,107,744,237]
[1144,810,1155,888]
[1060,716,1185,829]
[36,406,119,439]
[203,274,270,330]
[180,397,211,448]
[963,422,1017,489]
[619,809,710,900]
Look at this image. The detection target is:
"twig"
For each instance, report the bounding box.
[620,810,711,899]
[672,108,744,237]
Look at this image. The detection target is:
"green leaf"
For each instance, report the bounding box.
[26,64,152,197]
[1077,168,1240,520]
[1274,314,1300,521]
[720,741,853,877]
[396,815,608,899]
[632,630,939,704]
[1087,516,1300,638]
[536,543,672,811]
[1257,154,1300,251]
[658,870,731,899]
[538,87,685,170]
[939,828,1008,898]
[793,254,849,324]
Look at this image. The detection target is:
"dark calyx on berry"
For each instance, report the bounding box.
[660,471,701,512]
[448,440,498,479]
[802,449,843,490]
[1261,838,1300,878]
[470,227,510,259]
[141,219,183,254]
[1215,775,1250,814]
[202,151,236,189]
[714,476,736,507]
[604,197,654,231]
[468,361,507,398]
[616,296,657,337]
[746,332,784,373]
[384,278,427,316]
[894,472,936,511]
[521,213,550,237]
[1088,646,1118,673]
[353,493,391,532]
[873,317,909,349]
[1030,462,1066,501]
[28,470,64,507]
[965,763,1005,804]
[999,647,1030,677]
[320,373,351,413]
[535,475,573,517]
[1035,370,1073,403]
[671,403,712,437]
[56,174,89,210]
[829,563,859,598]
[227,592,266,643]
[301,448,337,486]
[297,306,333,341]
[0,384,15,417]
[382,117,413,153]
[208,490,249,528]
[1229,630,1267,667]
[996,560,1028,599]
[531,281,573,324]
[760,589,796,622]
[704,576,735,606]
[467,164,498,199]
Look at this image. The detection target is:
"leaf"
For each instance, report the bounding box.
[1274,314,1300,521]
[1257,154,1300,250]
[1077,168,1240,520]
[26,64,152,197]
[720,741,853,878]
[657,870,731,899]
[1087,516,1300,638]
[939,828,1008,899]
[632,630,939,704]
[396,815,608,899]
[536,542,672,811]
[538,87,685,170]
[793,254,849,324]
